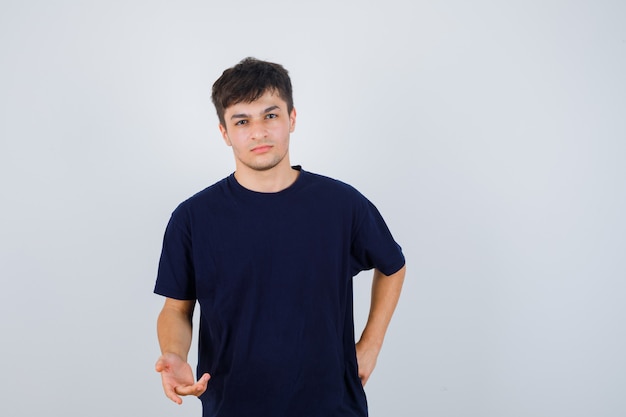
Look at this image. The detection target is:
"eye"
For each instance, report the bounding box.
[265,113,277,119]
[235,119,248,126]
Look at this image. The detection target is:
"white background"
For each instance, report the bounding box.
[1,1,625,416]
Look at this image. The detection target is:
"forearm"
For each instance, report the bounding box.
[157,300,195,361]
[359,264,406,351]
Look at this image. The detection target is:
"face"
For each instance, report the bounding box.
[219,91,296,173]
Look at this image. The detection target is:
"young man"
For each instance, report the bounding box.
[154,57,406,417]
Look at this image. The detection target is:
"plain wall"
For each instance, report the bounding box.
[1,1,625,416]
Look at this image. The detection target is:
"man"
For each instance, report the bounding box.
[154,57,406,417]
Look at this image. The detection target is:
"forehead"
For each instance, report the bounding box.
[224,91,288,116]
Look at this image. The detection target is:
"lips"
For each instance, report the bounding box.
[251,145,272,154]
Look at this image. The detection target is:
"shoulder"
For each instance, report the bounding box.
[169,176,230,220]
[185,177,230,204]
[300,169,365,201]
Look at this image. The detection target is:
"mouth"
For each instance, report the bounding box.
[251,145,273,154]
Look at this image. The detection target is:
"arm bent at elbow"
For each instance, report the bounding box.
[356,264,406,386]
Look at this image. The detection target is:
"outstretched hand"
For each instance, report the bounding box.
[155,353,211,404]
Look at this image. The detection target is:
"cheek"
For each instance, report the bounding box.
[228,132,244,145]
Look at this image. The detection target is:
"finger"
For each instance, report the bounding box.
[174,384,197,396]
[175,374,211,397]
[198,373,211,386]
[164,384,183,405]
[175,383,205,397]
[195,373,211,395]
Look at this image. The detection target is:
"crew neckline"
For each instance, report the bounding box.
[227,165,305,197]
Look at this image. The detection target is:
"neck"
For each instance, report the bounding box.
[234,164,299,193]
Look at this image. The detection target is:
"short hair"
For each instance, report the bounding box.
[211,57,294,126]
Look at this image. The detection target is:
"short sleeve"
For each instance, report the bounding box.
[154,208,197,300]
[350,197,405,276]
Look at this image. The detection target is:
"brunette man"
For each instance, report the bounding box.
[155,57,406,417]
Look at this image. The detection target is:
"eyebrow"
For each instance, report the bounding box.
[230,105,281,120]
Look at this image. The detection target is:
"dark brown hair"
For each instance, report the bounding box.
[211,57,294,126]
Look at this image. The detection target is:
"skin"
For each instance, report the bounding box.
[356,266,406,386]
[155,91,406,403]
[218,91,298,193]
[155,298,209,404]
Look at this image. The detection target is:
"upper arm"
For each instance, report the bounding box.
[161,297,196,319]
[376,263,406,279]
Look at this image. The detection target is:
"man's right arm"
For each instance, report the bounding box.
[155,298,210,404]
[157,298,195,359]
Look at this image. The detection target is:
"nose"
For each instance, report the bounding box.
[249,119,268,140]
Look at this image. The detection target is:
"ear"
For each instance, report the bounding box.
[289,107,297,133]
[219,124,232,146]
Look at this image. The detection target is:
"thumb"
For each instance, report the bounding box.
[155,357,165,372]
[198,373,211,386]
[174,373,211,397]
[154,355,174,373]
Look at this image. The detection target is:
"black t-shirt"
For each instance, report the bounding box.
[155,167,405,417]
